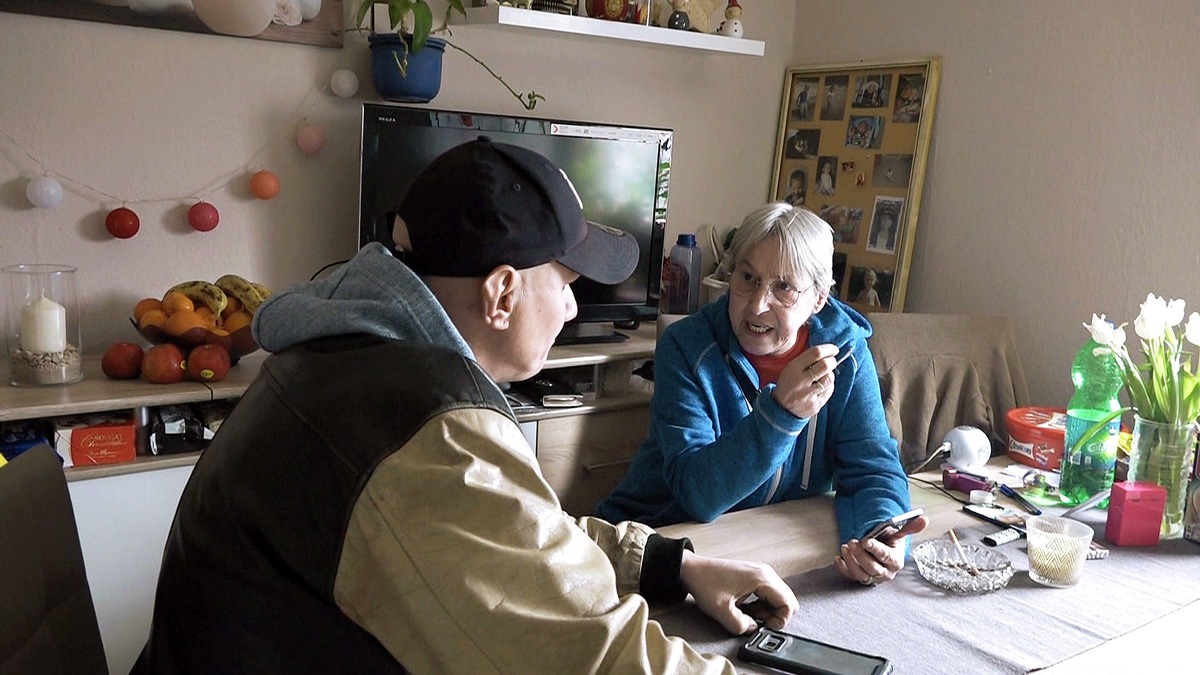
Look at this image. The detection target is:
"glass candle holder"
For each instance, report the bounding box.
[4,264,83,386]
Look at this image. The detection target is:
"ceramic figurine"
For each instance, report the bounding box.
[716,0,743,38]
[666,0,691,30]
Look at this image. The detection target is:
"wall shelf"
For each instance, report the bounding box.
[453,5,765,57]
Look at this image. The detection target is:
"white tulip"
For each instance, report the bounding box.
[1134,293,1169,341]
[1185,312,1200,348]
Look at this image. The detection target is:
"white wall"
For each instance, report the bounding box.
[0,3,796,352]
[793,0,1200,407]
[1,3,797,672]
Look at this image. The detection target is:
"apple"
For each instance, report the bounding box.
[142,343,186,384]
[101,341,145,379]
[185,344,231,382]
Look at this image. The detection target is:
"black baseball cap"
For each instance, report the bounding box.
[395,137,639,285]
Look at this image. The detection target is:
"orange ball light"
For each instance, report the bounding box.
[249,170,280,200]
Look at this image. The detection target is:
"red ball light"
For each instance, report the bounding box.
[249,170,280,200]
[188,201,220,232]
[105,207,140,239]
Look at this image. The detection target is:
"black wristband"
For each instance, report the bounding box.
[639,534,695,603]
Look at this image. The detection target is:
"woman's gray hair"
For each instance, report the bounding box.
[718,202,835,295]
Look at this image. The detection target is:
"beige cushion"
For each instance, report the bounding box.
[868,313,1030,470]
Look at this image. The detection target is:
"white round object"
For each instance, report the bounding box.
[969,489,995,506]
[945,425,991,471]
[26,176,64,208]
[297,0,321,20]
[295,124,326,155]
[192,0,275,37]
[128,0,193,13]
[330,69,359,98]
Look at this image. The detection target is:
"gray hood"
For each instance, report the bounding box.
[252,243,473,359]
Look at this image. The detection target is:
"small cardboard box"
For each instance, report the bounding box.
[53,413,137,468]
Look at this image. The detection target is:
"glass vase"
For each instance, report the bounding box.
[1126,416,1198,539]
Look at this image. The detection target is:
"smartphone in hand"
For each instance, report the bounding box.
[862,508,924,541]
[739,626,893,675]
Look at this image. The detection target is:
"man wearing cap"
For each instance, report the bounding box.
[135,138,797,674]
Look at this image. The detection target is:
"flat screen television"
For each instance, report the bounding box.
[358,103,671,344]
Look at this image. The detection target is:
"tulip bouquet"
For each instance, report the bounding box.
[1084,294,1200,426]
[1084,293,1200,537]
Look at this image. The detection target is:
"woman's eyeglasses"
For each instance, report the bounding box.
[728,268,813,307]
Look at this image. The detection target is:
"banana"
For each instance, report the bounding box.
[250,282,272,301]
[165,280,228,316]
[215,274,266,315]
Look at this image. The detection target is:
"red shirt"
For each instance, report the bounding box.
[745,325,810,386]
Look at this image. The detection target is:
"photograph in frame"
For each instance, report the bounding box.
[768,58,942,312]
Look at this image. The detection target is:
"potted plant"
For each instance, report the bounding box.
[352,0,544,109]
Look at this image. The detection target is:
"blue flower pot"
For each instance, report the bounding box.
[368,34,445,103]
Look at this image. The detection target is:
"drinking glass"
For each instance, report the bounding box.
[1026,515,1093,588]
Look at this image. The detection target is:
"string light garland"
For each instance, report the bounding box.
[0,76,346,239]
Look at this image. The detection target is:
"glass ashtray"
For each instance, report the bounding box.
[912,539,1014,594]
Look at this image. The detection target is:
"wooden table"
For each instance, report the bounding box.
[656,460,1197,673]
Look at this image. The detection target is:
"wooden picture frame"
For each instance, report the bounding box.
[770,58,941,312]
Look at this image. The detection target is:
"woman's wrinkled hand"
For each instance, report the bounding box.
[833,515,929,586]
[772,343,839,419]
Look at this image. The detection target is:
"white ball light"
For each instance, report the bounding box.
[192,0,274,37]
[330,69,360,99]
[295,124,327,155]
[297,0,321,21]
[26,176,64,208]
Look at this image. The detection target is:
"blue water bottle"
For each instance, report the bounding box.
[1059,335,1123,505]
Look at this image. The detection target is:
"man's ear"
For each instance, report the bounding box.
[481,265,520,330]
[391,213,412,252]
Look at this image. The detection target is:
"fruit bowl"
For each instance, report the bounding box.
[130,318,259,364]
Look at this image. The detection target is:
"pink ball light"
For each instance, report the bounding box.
[295,124,327,155]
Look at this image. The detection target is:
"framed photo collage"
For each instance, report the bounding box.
[769,58,941,312]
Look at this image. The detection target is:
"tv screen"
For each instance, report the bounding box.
[358,104,671,343]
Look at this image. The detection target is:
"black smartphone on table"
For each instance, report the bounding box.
[739,626,892,675]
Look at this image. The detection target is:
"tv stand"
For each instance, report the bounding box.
[554,323,630,346]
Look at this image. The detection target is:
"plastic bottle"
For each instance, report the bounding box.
[1059,335,1124,506]
[659,233,701,315]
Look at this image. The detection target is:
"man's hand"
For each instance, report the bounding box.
[833,515,929,586]
[679,551,798,635]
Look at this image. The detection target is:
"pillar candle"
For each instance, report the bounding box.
[20,295,67,353]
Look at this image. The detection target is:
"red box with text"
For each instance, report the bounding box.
[53,414,137,467]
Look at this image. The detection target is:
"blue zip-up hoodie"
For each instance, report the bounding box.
[595,293,909,543]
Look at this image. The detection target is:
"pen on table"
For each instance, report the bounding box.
[999,483,1042,515]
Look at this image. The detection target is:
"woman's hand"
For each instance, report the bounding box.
[772,343,840,419]
[833,515,929,586]
[680,551,799,635]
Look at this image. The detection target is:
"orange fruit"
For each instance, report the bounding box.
[223,310,253,334]
[165,309,208,337]
[133,297,162,322]
[138,309,169,331]
[211,328,230,337]
[195,307,218,330]
[162,291,194,315]
[221,295,242,318]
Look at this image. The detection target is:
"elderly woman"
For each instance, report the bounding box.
[596,203,925,586]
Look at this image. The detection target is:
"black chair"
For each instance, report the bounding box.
[0,445,109,675]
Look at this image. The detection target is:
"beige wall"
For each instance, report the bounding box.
[794,0,1200,408]
[0,2,795,362]
[6,2,1197,411]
